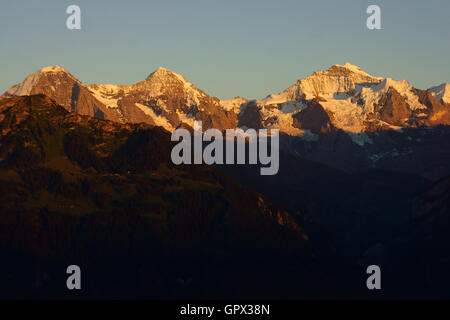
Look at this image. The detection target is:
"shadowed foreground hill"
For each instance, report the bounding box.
[0,95,319,299]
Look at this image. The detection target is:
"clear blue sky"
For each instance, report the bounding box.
[1,0,449,99]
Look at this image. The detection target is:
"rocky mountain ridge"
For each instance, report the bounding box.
[2,63,449,145]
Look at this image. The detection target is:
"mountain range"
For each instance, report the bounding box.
[0,64,449,299]
[2,63,449,146]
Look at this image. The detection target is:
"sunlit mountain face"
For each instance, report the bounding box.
[3,63,449,137]
[0,62,449,299]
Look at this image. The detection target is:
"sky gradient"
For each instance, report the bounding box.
[1,0,449,99]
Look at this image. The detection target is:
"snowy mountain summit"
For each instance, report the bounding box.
[231,63,449,144]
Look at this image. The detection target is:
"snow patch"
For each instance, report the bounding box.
[41,66,67,73]
[135,103,173,131]
[88,84,128,108]
[176,110,195,128]
[220,97,249,113]
[429,83,450,104]
[346,132,373,146]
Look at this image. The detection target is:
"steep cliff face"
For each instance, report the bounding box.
[1,66,123,122]
[375,87,412,126]
[413,88,450,126]
[292,99,335,134]
[237,101,263,129]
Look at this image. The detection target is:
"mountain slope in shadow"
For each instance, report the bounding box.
[0,95,316,299]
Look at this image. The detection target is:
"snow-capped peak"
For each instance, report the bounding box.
[332,62,382,80]
[40,65,67,74]
[234,63,445,144]
[139,67,204,108]
[429,83,450,104]
[146,67,188,83]
[279,63,384,101]
[328,62,383,80]
[4,66,67,97]
[342,62,360,69]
